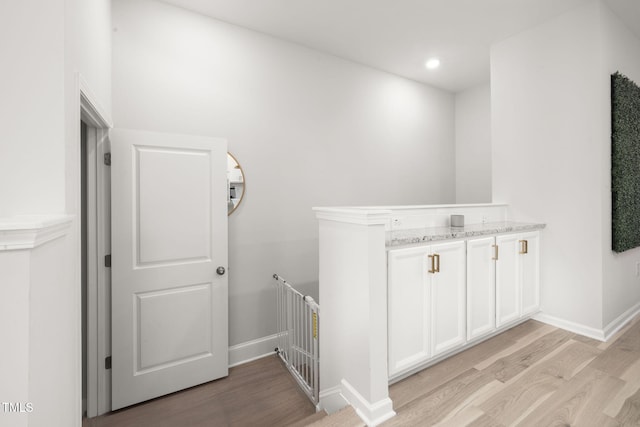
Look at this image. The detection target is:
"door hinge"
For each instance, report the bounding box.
[105,356,112,370]
[104,152,111,166]
[104,254,112,268]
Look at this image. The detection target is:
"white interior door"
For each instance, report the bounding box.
[110,128,228,410]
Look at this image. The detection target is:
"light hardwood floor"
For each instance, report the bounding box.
[86,316,640,426]
[384,316,640,426]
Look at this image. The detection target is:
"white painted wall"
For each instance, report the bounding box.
[65,0,113,213]
[111,0,456,347]
[0,0,111,425]
[491,1,605,332]
[0,1,65,217]
[455,83,492,203]
[599,3,640,328]
[492,0,640,336]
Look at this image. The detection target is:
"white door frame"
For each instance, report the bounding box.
[78,73,113,418]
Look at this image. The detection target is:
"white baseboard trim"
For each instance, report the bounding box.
[603,302,640,341]
[319,386,349,414]
[534,312,605,341]
[534,305,640,344]
[341,379,396,427]
[228,333,279,368]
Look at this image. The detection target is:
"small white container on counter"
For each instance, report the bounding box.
[450,214,464,228]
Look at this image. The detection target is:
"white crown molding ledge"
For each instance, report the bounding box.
[313,207,392,225]
[0,215,74,251]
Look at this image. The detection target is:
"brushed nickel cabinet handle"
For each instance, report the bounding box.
[492,244,499,260]
[434,254,440,273]
[428,254,435,274]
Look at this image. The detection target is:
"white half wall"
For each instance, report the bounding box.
[315,209,395,426]
[455,83,492,204]
[111,0,456,347]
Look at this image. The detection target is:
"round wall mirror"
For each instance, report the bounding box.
[227,152,245,215]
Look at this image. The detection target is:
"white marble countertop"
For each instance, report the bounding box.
[387,221,545,248]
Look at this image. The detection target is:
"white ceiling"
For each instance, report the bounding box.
[161,0,640,93]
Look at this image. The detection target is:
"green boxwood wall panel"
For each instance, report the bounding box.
[612,72,640,253]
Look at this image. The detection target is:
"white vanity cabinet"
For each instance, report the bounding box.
[466,237,496,341]
[387,240,466,377]
[496,231,540,327]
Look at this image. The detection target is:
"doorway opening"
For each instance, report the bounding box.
[82,120,87,415]
[79,89,229,419]
[80,85,112,418]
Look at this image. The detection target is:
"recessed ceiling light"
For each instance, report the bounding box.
[425,58,440,70]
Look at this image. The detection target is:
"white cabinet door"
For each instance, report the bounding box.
[430,240,467,356]
[520,231,540,316]
[387,246,431,377]
[388,241,466,376]
[496,234,520,327]
[466,237,496,341]
[496,231,541,328]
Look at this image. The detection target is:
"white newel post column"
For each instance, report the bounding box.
[314,208,395,427]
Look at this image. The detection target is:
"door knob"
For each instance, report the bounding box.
[216,266,226,275]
